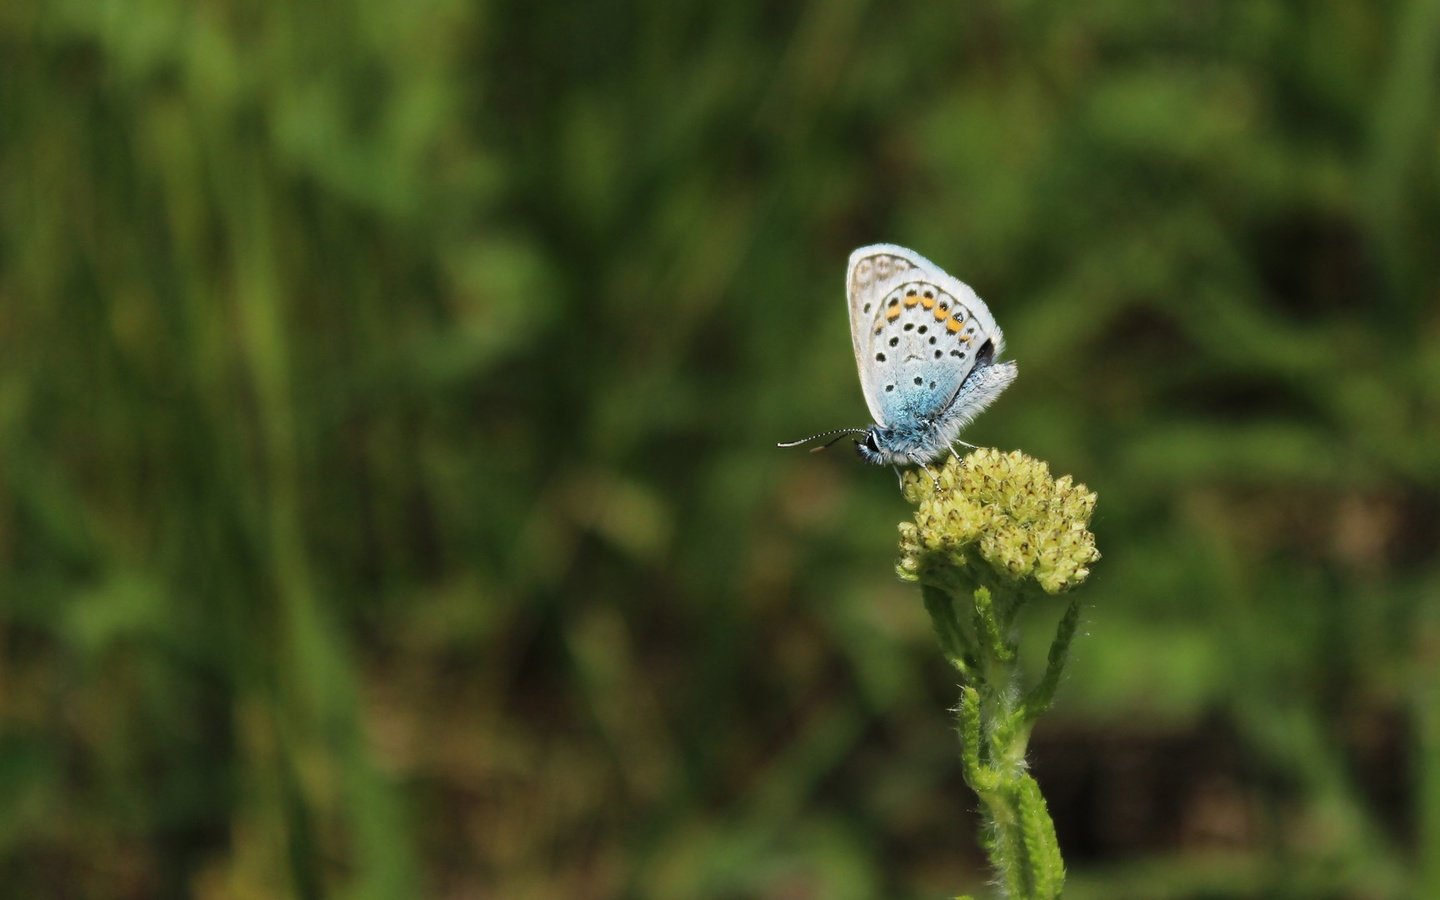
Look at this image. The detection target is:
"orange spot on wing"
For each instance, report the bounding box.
[934,306,950,321]
[921,297,936,309]
[903,293,921,307]
[945,317,963,333]
[885,305,902,321]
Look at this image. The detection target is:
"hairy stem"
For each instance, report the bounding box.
[934,583,1071,898]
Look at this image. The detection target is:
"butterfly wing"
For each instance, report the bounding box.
[846,244,1006,429]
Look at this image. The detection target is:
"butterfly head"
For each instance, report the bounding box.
[855,426,887,464]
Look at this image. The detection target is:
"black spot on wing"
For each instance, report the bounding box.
[976,339,995,366]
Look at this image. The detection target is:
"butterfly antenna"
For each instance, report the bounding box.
[777,427,868,453]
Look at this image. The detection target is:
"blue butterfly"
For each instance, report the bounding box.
[781,244,1017,470]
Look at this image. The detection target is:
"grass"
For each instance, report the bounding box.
[1,1,1438,897]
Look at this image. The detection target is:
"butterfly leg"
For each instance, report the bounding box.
[907,451,941,490]
[948,440,976,463]
[892,466,904,490]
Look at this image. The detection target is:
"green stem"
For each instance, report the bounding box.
[940,582,1070,899]
[1023,598,1081,723]
[923,585,977,680]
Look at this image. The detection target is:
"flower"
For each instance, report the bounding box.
[897,449,1099,594]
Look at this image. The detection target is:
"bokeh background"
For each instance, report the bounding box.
[3,2,1440,898]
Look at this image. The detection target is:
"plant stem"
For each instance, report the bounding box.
[936,589,1077,899]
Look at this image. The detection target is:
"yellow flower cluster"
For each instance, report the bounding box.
[897,449,1100,594]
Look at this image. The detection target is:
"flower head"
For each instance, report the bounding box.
[897,449,1099,594]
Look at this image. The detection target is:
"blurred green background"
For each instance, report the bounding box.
[3,1,1439,897]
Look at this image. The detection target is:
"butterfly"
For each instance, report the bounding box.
[780,244,1017,471]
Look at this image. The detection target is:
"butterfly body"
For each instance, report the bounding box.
[844,244,1017,467]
